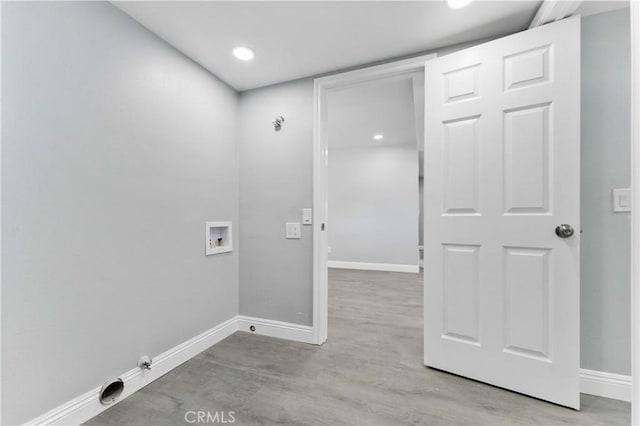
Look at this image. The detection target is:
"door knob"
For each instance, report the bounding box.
[555,224,575,238]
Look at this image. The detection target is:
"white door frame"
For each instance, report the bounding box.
[630,2,639,424]
[311,54,436,345]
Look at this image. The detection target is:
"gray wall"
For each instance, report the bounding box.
[235,38,497,329]
[238,79,314,326]
[238,9,632,376]
[580,7,631,375]
[328,146,419,266]
[2,2,239,424]
[2,7,629,423]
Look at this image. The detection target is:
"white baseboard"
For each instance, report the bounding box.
[580,368,632,402]
[328,260,419,273]
[25,316,238,426]
[237,315,315,344]
[22,316,633,425]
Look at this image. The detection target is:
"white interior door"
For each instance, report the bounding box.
[424,17,580,409]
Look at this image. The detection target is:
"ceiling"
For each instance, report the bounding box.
[115,1,544,91]
[115,1,630,92]
[327,76,417,150]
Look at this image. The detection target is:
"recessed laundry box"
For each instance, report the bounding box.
[205,221,233,255]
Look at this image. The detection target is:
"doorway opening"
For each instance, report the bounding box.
[322,70,426,391]
[326,72,424,275]
[312,55,434,347]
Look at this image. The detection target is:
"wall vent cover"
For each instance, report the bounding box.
[99,378,124,405]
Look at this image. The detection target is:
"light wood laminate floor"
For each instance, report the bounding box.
[87,269,630,425]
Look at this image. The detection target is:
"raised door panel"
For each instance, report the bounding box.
[503,103,551,214]
[503,247,551,361]
[442,244,481,345]
[443,116,480,215]
[504,45,552,92]
[443,64,480,103]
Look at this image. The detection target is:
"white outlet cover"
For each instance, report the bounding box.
[286,222,301,239]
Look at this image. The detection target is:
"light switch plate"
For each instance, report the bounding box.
[286,222,301,239]
[302,208,312,225]
[613,188,632,212]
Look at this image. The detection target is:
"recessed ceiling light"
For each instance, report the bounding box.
[447,0,473,9]
[373,134,384,140]
[233,46,255,61]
